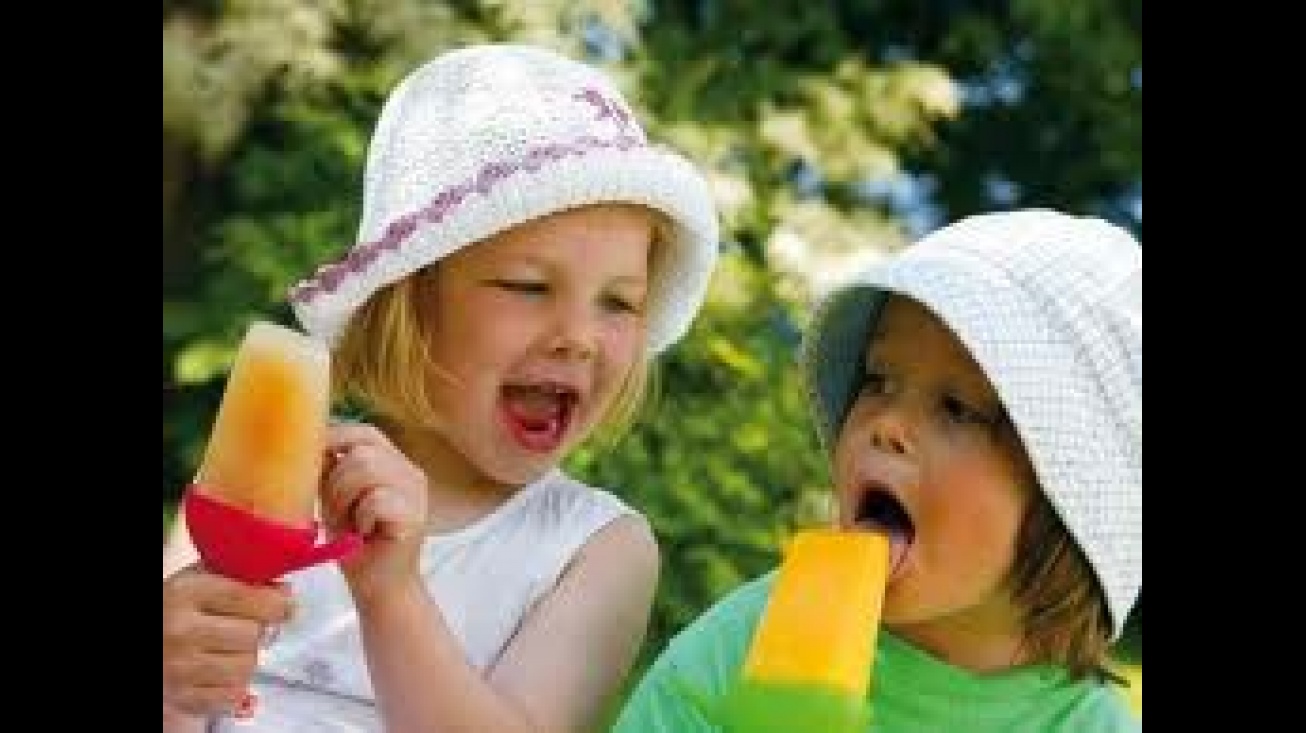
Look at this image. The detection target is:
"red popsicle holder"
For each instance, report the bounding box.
[183,486,363,583]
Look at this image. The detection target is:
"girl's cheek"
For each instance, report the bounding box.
[602,323,646,366]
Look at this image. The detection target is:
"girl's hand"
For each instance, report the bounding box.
[162,566,293,716]
[321,422,430,606]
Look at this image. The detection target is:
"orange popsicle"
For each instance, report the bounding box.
[195,321,330,527]
[742,530,890,698]
[706,529,891,731]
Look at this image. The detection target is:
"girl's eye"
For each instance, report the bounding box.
[601,293,641,314]
[859,369,890,396]
[493,280,548,296]
[941,394,996,427]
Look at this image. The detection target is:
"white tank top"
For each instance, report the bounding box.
[213,469,638,732]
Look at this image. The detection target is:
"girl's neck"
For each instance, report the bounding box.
[382,420,521,536]
[887,597,1032,675]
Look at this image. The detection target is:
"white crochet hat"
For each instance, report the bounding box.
[803,209,1142,638]
[289,44,719,353]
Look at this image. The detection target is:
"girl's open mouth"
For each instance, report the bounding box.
[500,382,579,453]
[845,483,916,579]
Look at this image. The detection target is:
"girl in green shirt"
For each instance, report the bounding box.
[615,209,1141,732]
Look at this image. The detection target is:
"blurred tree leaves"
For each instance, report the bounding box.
[164,0,1141,667]
[566,256,833,640]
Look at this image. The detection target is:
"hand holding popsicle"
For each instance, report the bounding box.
[319,421,431,606]
[184,321,361,583]
[162,567,293,717]
[173,321,361,720]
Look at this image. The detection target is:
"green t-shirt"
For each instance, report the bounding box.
[614,573,1139,732]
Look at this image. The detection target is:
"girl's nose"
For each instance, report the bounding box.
[869,417,910,455]
[549,307,598,361]
[861,399,915,456]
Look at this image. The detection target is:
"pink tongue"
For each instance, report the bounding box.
[502,387,569,452]
[856,523,911,579]
[886,531,909,578]
[504,387,563,425]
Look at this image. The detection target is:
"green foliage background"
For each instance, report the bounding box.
[163,0,1141,699]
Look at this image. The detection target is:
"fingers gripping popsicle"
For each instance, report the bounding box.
[183,321,361,585]
[700,530,891,732]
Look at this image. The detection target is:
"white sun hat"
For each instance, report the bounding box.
[288,44,720,353]
[803,209,1142,638]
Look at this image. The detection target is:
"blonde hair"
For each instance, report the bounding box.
[1010,490,1117,681]
[331,273,440,429]
[331,205,671,445]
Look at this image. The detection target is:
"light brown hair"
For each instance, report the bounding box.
[1010,491,1117,681]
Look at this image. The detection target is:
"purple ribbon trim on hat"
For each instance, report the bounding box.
[289,133,647,304]
[573,87,635,134]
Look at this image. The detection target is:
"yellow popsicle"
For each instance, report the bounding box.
[195,321,331,527]
[743,529,890,700]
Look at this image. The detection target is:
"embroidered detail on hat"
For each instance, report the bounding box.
[573,87,634,134]
[288,133,647,304]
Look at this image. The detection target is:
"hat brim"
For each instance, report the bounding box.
[292,142,719,354]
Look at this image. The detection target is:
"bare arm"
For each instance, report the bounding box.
[490,514,660,731]
[356,514,660,733]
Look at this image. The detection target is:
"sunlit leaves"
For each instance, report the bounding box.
[174,340,237,385]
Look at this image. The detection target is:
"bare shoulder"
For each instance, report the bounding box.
[580,512,658,556]
[570,513,659,585]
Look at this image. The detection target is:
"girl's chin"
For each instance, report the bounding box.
[483,443,570,484]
